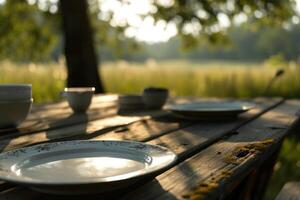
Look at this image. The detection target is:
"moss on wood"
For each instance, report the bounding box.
[182,139,275,200]
[224,138,275,165]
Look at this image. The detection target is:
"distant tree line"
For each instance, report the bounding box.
[116,23,300,62]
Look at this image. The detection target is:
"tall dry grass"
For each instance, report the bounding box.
[0,59,299,200]
[1,60,299,103]
[102,60,300,98]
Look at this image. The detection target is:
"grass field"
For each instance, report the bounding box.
[1,59,300,103]
[0,59,300,199]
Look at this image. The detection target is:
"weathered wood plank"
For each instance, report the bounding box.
[0,99,284,199]
[0,106,117,139]
[89,117,192,142]
[17,94,118,122]
[0,94,118,136]
[27,96,251,136]
[276,182,300,200]
[146,98,283,158]
[0,116,192,199]
[120,100,300,200]
[0,97,256,150]
[0,95,218,138]
[0,110,168,152]
[31,94,118,112]
[224,142,282,200]
[0,187,42,200]
[93,98,282,143]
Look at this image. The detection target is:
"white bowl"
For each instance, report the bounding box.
[0,99,33,128]
[63,87,95,113]
[0,84,32,101]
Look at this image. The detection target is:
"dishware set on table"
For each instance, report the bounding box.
[118,87,169,111]
[62,87,95,113]
[117,86,254,120]
[0,84,33,128]
[0,85,95,128]
[0,84,177,195]
[0,140,177,194]
[0,84,255,195]
[166,101,254,120]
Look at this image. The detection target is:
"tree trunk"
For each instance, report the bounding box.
[59,0,104,93]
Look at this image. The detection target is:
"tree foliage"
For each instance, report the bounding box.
[121,23,300,62]
[87,0,140,57]
[0,0,59,62]
[0,0,297,61]
[151,0,296,48]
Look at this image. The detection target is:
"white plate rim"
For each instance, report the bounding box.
[0,140,177,186]
[165,102,255,113]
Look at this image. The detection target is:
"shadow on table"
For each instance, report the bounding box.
[288,121,300,140]
[0,129,22,153]
[45,113,89,140]
[117,108,166,117]
[22,179,178,200]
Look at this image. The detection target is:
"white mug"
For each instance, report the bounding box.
[62,87,95,113]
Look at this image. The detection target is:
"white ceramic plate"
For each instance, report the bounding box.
[0,140,176,194]
[166,102,255,120]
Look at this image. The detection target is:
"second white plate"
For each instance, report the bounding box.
[166,102,255,120]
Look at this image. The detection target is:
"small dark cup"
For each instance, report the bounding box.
[142,87,169,109]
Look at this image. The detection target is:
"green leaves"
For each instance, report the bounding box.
[0,0,59,62]
[151,0,296,48]
[0,0,297,60]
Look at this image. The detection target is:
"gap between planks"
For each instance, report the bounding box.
[0,97,263,151]
[120,100,300,200]
[0,95,208,140]
[0,98,285,199]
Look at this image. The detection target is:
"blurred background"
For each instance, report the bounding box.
[0,0,300,199]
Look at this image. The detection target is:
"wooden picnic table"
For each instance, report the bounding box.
[0,94,299,200]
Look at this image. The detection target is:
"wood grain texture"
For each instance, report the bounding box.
[0,95,224,138]
[92,117,192,142]
[0,94,118,137]
[30,94,118,115]
[0,97,260,152]
[0,110,168,152]
[120,100,300,200]
[276,182,300,200]
[0,98,289,200]
[147,98,283,158]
